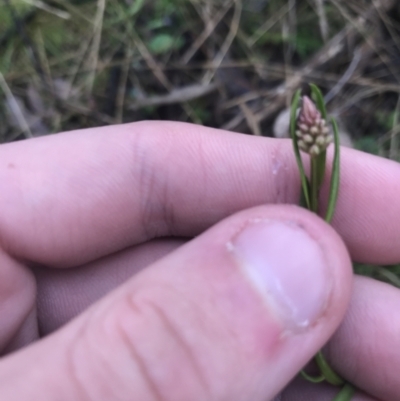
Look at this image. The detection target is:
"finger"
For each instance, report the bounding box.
[0,123,399,268]
[2,309,38,354]
[34,239,184,335]
[0,205,352,401]
[325,275,400,401]
[0,250,36,351]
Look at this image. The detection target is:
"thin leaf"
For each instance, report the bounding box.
[325,117,340,223]
[290,89,311,209]
[316,352,344,386]
[300,370,325,383]
[310,83,327,188]
[310,83,328,119]
[378,267,400,287]
[299,186,308,208]
[332,383,356,401]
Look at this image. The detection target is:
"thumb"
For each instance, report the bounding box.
[0,205,352,401]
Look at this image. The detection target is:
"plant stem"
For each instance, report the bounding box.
[310,157,319,212]
[325,117,341,222]
[300,370,325,383]
[315,351,344,386]
[332,383,355,401]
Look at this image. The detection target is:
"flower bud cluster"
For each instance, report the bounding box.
[296,96,332,156]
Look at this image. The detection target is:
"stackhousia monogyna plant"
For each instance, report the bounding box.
[290,84,354,401]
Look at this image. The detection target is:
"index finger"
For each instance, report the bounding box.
[0,121,398,267]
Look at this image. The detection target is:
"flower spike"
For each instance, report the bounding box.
[296,96,332,156]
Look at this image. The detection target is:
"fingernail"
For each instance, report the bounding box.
[230,219,332,330]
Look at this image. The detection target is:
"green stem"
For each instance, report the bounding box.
[310,157,319,213]
[332,383,355,401]
[315,351,344,386]
[325,117,341,223]
[300,370,325,383]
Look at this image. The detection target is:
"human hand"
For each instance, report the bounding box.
[0,121,399,401]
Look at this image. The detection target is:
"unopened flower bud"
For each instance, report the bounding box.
[296,96,332,156]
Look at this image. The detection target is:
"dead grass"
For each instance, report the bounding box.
[0,0,398,153]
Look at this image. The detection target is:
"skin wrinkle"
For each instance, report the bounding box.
[118,326,163,401]
[136,132,176,240]
[125,285,214,400]
[160,128,215,238]
[144,300,212,400]
[159,179,177,239]
[117,272,263,401]
[112,321,163,401]
[136,124,255,239]
[69,303,139,401]
[136,127,245,241]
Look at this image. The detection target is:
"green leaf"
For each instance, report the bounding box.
[315,351,344,386]
[325,117,340,223]
[332,383,356,401]
[147,18,168,30]
[128,0,145,16]
[149,34,175,54]
[310,83,328,120]
[290,89,311,209]
[148,34,184,55]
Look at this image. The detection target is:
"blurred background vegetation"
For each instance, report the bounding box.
[0,0,400,160]
[1,0,400,282]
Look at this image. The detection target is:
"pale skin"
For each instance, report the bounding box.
[0,121,399,400]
